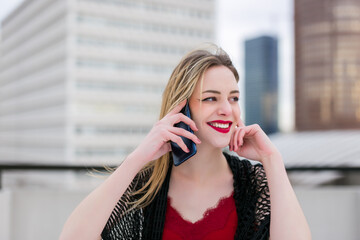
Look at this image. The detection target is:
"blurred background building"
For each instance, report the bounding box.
[244,35,279,134]
[0,0,215,166]
[294,0,360,131]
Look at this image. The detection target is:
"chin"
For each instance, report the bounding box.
[198,130,232,149]
[208,139,231,149]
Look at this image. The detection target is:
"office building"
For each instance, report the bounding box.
[294,0,360,130]
[0,0,215,165]
[244,36,278,134]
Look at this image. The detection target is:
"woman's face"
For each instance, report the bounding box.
[189,65,241,149]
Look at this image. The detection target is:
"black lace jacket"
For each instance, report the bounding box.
[102,152,271,240]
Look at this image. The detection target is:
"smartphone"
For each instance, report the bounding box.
[170,101,197,166]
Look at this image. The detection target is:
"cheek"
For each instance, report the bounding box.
[193,114,206,130]
[189,102,207,128]
[233,107,241,125]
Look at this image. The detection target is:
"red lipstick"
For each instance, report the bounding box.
[207,120,232,133]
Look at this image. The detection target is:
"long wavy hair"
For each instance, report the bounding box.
[131,44,239,209]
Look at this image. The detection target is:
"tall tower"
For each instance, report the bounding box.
[244,36,278,135]
[294,0,360,130]
[0,0,215,165]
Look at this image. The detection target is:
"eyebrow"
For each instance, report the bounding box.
[202,90,239,94]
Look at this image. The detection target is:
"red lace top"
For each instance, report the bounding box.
[162,192,237,240]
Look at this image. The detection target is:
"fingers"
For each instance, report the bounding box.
[232,124,264,151]
[152,99,200,153]
[163,100,199,132]
[236,128,246,151]
[171,113,198,132]
[155,122,200,153]
[233,127,241,151]
[164,131,198,153]
[169,134,190,153]
[230,128,243,152]
[169,126,201,145]
[230,125,248,152]
[229,132,234,151]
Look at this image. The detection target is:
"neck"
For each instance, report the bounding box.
[171,143,229,184]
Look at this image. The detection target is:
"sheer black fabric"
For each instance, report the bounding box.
[101,152,270,240]
[101,169,150,239]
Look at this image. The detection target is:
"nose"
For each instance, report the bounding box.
[217,100,232,116]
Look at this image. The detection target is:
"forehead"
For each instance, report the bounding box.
[194,65,238,95]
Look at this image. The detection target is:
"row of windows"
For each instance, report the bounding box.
[334,20,360,32]
[76,125,151,135]
[76,81,164,94]
[76,103,160,114]
[76,147,132,156]
[77,37,188,55]
[301,67,360,81]
[77,15,213,38]
[333,5,360,19]
[80,0,213,20]
[77,59,173,74]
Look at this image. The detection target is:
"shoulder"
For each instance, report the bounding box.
[223,151,265,177]
[223,151,268,197]
[101,167,153,239]
[131,166,153,191]
[223,151,270,236]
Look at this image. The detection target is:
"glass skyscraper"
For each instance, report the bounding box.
[244,36,278,135]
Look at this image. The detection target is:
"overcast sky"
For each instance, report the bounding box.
[0,0,294,131]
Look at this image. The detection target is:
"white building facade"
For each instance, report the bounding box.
[0,0,215,165]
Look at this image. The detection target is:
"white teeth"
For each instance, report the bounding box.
[209,122,229,129]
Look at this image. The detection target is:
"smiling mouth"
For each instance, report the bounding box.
[207,121,232,133]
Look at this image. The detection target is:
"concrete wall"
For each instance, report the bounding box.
[0,190,11,240]
[0,187,359,240]
[295,187,360,240]
[0,189,87,240]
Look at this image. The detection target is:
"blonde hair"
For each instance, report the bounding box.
[131,44,239,209]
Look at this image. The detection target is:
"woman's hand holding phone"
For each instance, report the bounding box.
[170,101,198,166]
[132,100,201,167]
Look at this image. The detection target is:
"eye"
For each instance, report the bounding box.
[230,96,239,102]
[202,97,216,102]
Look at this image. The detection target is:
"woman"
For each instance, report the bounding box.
[60,45,311,239]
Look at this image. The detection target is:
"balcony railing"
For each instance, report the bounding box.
[0,163,116,189]
[1,163,360,189]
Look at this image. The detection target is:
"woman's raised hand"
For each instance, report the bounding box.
[229,121,281,163]
[60,101,200,240]
[133,100,201,166]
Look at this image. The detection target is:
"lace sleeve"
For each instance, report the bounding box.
[226,152,270,240]
[242,161,271,239]
[252,163,271,230]
[101,169,151,240]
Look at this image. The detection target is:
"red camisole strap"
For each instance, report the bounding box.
[162,192,238,240]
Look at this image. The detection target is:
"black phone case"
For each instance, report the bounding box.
[170,102,197,166]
